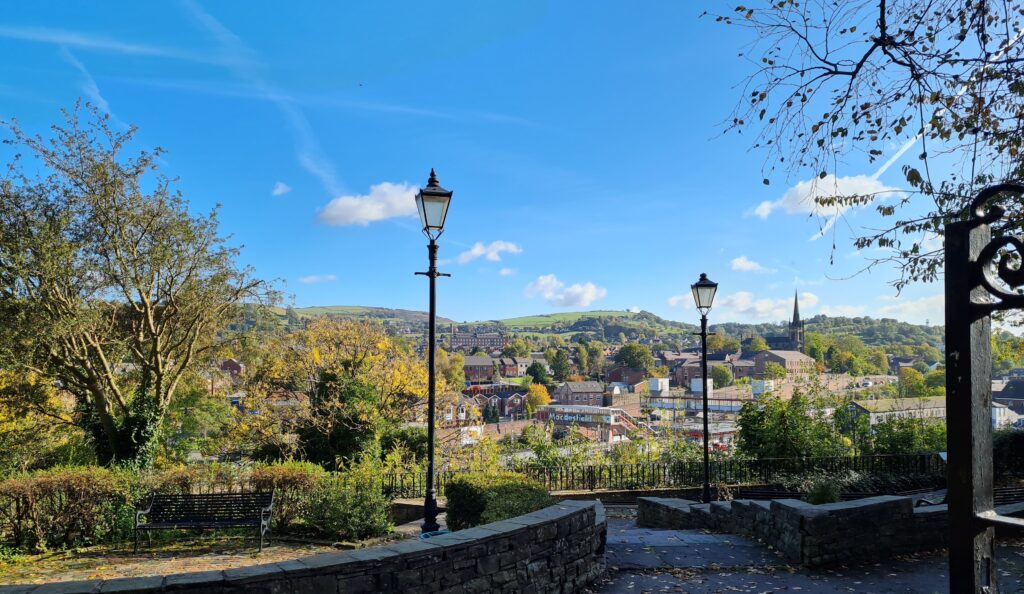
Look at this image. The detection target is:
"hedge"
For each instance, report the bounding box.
[445,472,554,531]
[0,461,392,552]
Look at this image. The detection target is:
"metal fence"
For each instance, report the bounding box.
[382,454,945,499]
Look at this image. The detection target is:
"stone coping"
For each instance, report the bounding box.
[0,499,606,594]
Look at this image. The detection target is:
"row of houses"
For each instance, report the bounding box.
[463,355,551,382]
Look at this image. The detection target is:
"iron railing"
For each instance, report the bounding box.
[382,453,945,499]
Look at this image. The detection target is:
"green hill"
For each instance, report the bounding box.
[269,305,455,326]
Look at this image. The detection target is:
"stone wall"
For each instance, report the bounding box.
[638,495,949,567]
[13,500,606,594]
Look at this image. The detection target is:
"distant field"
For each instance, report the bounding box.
[493,310,636,328]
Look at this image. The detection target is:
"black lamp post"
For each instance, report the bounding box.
[691,272,718,504]
[414,168,452,534]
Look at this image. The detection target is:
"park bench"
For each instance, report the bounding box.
[134,491,274,553]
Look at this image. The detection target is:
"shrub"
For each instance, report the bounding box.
[0,466,131,551]
[805,478,841,504]
[250,461,324,530]
[994,429,1024,482]
[445,472,554,531]
[305,456,392,541]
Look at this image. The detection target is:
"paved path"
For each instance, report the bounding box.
[594,518,1024,593]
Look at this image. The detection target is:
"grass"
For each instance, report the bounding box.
[493,310,637,328]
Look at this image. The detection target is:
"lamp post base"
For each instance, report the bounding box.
[422,493,440,533]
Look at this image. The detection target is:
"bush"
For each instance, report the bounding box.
[0,466,131,551]
[305,456,392,541]
[250,461,324,530]
[994,429,1024,482]
[804,478,841,504]
[445,473,554,531]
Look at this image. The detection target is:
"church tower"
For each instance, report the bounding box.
[789,290,805,351]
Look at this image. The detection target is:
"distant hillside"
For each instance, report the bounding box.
[710,314,944,348]
[466,310,700,344]
[269,305,455,326]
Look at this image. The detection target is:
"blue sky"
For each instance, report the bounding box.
[0,1,947,325]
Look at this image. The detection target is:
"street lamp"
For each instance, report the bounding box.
[691,272,718,503]
[415,168,453,534]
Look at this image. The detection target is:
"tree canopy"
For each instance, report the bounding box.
[718,0,1024,289]
[0,105,270,466]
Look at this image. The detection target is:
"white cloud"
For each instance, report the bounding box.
[525,274,607,308]
[317,182,417,226]
[751,174,900,221]
[0,24,217,63]
[714,291,819,322]
[271,181,292,196]
[667,294,693,309]
[457,241,523,264]
[877,294,944,325]
[628,306,641,313]
[499,267,515,276]
[731,256,772,273]
[819,304,868,317]
[298,274,337,284]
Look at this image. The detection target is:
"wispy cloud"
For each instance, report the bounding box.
[271,181,292,196]
[499,267,516,277]
[181,0,342,196]
[57,47,126,129]
[317,182,417,226]
[0,24,218,63]
[525,274,607,308]
[730,256,772,273]
[298,274,337,284]
[457,241,523,264]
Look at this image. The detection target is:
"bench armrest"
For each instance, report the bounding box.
[135,495,154,527]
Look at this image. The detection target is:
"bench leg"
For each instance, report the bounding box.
[258,527,264,553]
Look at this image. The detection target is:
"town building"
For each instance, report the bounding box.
[850,396,946,425]
[450,329,509,351]
[463,355,496,383]
[605,366,646,384]
[752,350,815,377]
[765,291,805,352]
[552,381,605,406]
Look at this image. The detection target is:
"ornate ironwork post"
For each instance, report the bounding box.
[945,182,1024,593]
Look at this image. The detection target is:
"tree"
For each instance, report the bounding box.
[737,393,852,458]
[525,361,549,385]
[547,349,572,382]
[0,105,269,466]
[575,344,591,376]
[279,319,430,464]
[868,418,947,455]
[525,384,551,417]
[614,343,655,370]
[718,1,1024,289]
[763,361,788,381]
[710,364,734,388]
[898,367,926,398]
[437,349,466,388]
[501,337,530,358]
[747,336,769,353]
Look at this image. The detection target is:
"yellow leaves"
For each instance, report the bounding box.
[312,347,321,366]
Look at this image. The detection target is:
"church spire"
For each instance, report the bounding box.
[792,289,800,324]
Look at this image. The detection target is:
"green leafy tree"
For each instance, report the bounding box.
[710,364,734,388]
[575,344,591,376]
[525,361,549,385]
[898,367,926,398]
[0,106,270,466]
[867,418,947,455]
[614,343,655,370]
[547,349,572,382]
[501,337,531,358]
[747,336,769,353]
[737,392,852,458]
[763,361,788,381]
